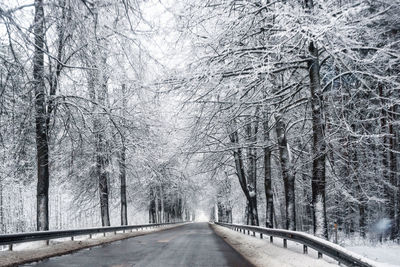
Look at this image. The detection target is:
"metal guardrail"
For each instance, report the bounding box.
[215,222,376,267]
[0,222,184,250]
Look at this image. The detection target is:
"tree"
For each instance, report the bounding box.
[306,0,328,237]
[262,106,273,228]
[119,84,128,225]
[33,0,49,231]
[175,0,400,239]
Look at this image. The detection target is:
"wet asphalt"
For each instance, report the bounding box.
[25,222,253,267]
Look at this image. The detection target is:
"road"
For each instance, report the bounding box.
[25,223,254,267]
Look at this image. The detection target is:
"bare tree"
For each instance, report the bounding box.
[33,0,49,231]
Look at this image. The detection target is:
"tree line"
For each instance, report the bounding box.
[0,0,193,233]
[177,0,400,241]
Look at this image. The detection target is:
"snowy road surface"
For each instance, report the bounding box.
[23,223,253,267]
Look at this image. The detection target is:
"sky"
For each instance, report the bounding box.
[140,0,193,74]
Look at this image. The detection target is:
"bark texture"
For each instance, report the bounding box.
[33,0,49,231]
[263,109,273,228]
[245,117,259,226]
[89,3,110,227]
[308,41,328,239]
[120,84,128,225]
[119,145,127,225]
[229,122,259,226]
[274,113,296,230]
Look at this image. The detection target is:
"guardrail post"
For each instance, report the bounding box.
[247,230,250,235]
[283,239,287,248]
[103,232,106,237]
[9,244,13,251]
[253,231,255,236]
[114,231,117,235]
[46,240,49,245]
[89,234,92,239]
[318,252,322,259]
[71,236,74,241]
[303,245,308,254]
[270,236,273,243]
[260,233,263,239]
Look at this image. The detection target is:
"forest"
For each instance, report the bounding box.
[0,0,399,244]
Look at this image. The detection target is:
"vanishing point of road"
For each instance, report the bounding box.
[27,223,254,267]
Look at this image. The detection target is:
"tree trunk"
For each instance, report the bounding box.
[308,41,328,239]
[263,109,273,228]
[0,183,3,233]
[119,145,127,225]
[229,121,259,226]
[351,140,367,238]
[119,84,128,225]
[93,72,110,227]
[245,117,259,226]
[230,128,249,196]
[149,187,155,223]
[33,0,49,231]
[389,105,397,239]
[160,186,164,223]
[379,85,393,238]
[274,113,296,230]
[155,189,160,223]
[245,202,250,225]
[97,128,110,226]
[301,145,312,232]
[89,3,110,227]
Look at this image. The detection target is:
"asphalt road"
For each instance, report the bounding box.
[26,223,254,267]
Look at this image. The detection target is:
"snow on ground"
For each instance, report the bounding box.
[212,224,400,267]
[346,245,400,267]
[334,233,400,266]
[0,223,186,267]
[212,224,338,267]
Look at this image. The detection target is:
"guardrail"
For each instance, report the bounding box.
[0,221,185,251]
[215,222,376,267]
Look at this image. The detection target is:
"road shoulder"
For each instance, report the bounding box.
[0,223,186,267]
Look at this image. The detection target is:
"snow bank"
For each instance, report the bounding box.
[212,223,337,267]
[336,234,400,266]
[346,245,400,267]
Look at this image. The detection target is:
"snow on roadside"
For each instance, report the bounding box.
[0,223,186,267]
[212,223,341,267]
[346,245,400,267]
[336,235,400,267]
